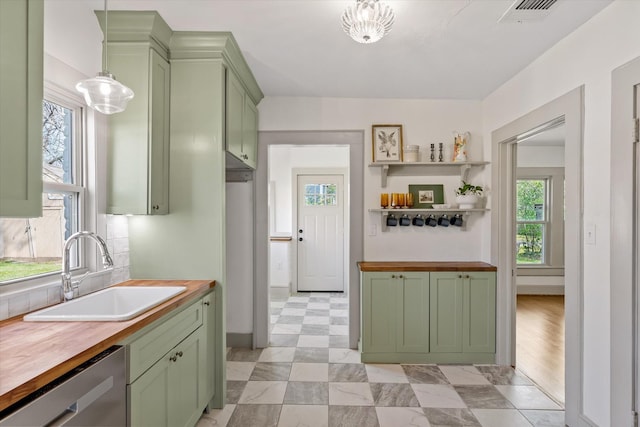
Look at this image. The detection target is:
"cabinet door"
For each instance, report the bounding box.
[462,272,496,353]
[396,272,429,353]
[241,97,258,169]
[169,328,205,427]
[361,272,396,353]
[129,355,171,427]
[0,0,43,217]
[430,272,463,353]
[226,70,244,161]
[148,49,170,214]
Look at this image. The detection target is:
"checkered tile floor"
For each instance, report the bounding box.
[197,292,565,427]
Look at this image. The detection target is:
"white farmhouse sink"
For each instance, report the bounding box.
[24,286,187,322]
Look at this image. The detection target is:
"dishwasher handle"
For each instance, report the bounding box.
[44,376,114,427]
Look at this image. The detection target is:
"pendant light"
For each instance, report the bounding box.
[341,0,395,44]
[76,0,134,114]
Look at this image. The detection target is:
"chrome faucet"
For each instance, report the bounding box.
[62,231,114,301]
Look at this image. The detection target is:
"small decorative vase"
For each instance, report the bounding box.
[452,131,469,162]
[455,194,478,209]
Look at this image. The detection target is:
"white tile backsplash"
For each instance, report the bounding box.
[0,215,131,320]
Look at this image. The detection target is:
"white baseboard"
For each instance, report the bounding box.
[517,285,565,295]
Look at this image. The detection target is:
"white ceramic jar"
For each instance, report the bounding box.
[404,145,419,162]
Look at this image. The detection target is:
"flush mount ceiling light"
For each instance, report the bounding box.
[76,0,134,114]
[341,0,395,44]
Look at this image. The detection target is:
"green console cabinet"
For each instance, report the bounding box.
[360,271,429,362]
[359,262,496,364]
[0,0,43,217]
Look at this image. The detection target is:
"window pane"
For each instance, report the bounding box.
[516,223,544,264]
[43,100,74,184]
[304,184,337,206]
[516,179,546,221]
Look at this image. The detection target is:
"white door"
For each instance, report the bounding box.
[296,174,344,292]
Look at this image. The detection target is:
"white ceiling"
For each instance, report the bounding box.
[44,0,612,100]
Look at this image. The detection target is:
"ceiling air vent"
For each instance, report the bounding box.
[498,0,559,23]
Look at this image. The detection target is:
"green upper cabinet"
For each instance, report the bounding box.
[226,68,259,169]
[360,271,429,355]
[96,11,172,215]
[0,0,43,217]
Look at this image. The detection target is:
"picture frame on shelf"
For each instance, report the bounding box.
[372,124,403,163]
[409,184,445,209]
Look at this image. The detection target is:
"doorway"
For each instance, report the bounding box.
[295,172,347,292]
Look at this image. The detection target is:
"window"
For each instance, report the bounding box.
[303,184,337,206]
[0,98,84,283]
[516,179,547,264]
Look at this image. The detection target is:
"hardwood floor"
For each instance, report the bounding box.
[516,295,565,405]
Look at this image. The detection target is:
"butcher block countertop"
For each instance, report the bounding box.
[0,279,215,412]
[358,261,497,272]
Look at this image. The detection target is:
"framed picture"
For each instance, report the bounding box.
[409,184,445,209]
[372,124,403,162]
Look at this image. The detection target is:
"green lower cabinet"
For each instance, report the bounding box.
[129,326,205,427]
[463,272,496,353]
[361,272,397,353]
[396,273,430,353]
[429,272,463,353]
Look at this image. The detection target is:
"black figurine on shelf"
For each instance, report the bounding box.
[438,143,444,162]
[430,144,435,162]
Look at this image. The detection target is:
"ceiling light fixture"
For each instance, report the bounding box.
[341,0,395,44]
[76,0,134,115]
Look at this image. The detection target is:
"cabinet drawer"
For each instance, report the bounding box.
[128,300,203,382]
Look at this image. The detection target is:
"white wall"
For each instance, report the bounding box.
[516,145,565,168]
[260,98,485,262]
[481,2,640,424]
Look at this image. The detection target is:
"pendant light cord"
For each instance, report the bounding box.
[103,0,108,72]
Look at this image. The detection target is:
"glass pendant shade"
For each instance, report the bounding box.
[76,72,134,115]
[341,0,395,44]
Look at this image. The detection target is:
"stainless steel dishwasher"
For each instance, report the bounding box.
[0,346,126,427]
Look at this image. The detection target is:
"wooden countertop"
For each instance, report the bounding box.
[358,261,497,272]
[0,279,215,412]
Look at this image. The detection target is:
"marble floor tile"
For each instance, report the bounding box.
[297,335,330,348]
[471,408,533,427]
[258,347,297,362]
[306,309,330,317]
[271,308,283,316]
[277,405,328,427]
[495,385,562,410]
[376,407,431,427]
[411,384,467,408]
[226,362,256,381]
[370,383,420,407]
[330,309,349,317]
[330,297,348,304]
[294,347,329,363]
[227,404,281,427]
[238,381,288,404]
[270,334,300,347]
[280,308,307,317]
[309,297,330,303]
[330,303,349,310]
[455,386,514,409]
[301,324,331,336]
[270,315,279,324]
[226,348,263,362]
[329,317,349,325]
[329,406,379,427]
[329,363,368,382]
[307,302,331,310]
[520,409,566,427]
[288,296,310,303]
[422,408,481,426]
[226,381,247,404]
[329,382,375,406]
[196,403,236,427]
[475,365,533,386]
[329,336,350,348]
[402,365,450,384]
[271,301,286,308]
[283,381,329,405]
[329,325,349,336]
[276,315,305,324]
[365,364,409,383]
[289,363,329,382]
[284,302,307,308]
[303,316,330,325]
[328,348,361,364]
[440,366,492,385]
[250,363,292,381]
[271,324,303,335]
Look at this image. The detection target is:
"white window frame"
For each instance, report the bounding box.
[516,167,565,276]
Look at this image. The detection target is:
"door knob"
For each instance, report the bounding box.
[299,237,303,241]
[299,229,303,233]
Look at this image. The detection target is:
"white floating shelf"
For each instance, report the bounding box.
[368,161,489,187]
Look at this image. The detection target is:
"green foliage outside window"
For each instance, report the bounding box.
[516,180,545,264]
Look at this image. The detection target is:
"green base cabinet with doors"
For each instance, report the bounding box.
[359,262,496,364]
[120,291,216,427]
